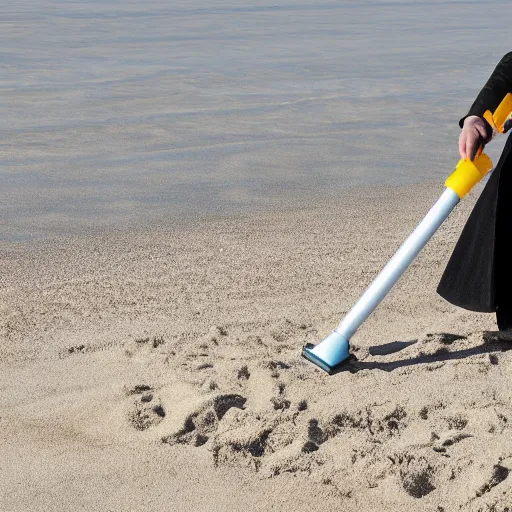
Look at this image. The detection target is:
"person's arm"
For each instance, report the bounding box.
[461,52,512,128]
[459,52,512,160]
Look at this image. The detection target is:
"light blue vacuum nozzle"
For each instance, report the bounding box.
[303,187,463,373]
[302,330,350,374]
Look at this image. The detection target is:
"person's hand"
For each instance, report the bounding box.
[459,115,489,161]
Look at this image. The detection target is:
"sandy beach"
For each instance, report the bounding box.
[3,182,512,511]
[3,0,512,510]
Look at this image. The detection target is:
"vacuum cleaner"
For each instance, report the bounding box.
[303,93,512,374]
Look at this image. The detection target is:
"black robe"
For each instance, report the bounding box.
[437,52,512,312]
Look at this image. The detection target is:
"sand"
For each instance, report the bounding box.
[3,181,512,511]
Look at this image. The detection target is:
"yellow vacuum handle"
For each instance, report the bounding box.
[445,154,493,198]
[483,92,512,134]
[445,92,512,199]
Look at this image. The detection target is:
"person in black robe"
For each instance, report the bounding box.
[437,52,512,330]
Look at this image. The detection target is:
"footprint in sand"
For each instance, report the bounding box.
[128,386,166,431]
[162,394,247,447]
[299,405,410,455]
[212,417,278,470]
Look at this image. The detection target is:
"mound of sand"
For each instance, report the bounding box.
[2,183,511,511]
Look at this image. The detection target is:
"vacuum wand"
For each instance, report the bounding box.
[303,153,493,373]
[303,92,512,374]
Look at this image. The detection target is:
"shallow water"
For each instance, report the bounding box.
[0,0,509,240]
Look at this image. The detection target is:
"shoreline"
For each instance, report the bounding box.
[1,178,449,245]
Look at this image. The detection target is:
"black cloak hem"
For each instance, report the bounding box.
[437,134,512,312]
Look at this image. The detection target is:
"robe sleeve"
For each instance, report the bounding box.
[459,52,512,141]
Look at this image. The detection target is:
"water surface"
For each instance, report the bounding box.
[0,0,509,240]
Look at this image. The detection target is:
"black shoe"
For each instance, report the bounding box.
[496,305,512,331]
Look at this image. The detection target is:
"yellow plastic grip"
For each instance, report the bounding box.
[445,153,493,198]
[492,93,512,133]
[483,93,512,134]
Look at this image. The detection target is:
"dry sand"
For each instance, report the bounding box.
[3,181,512,511]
